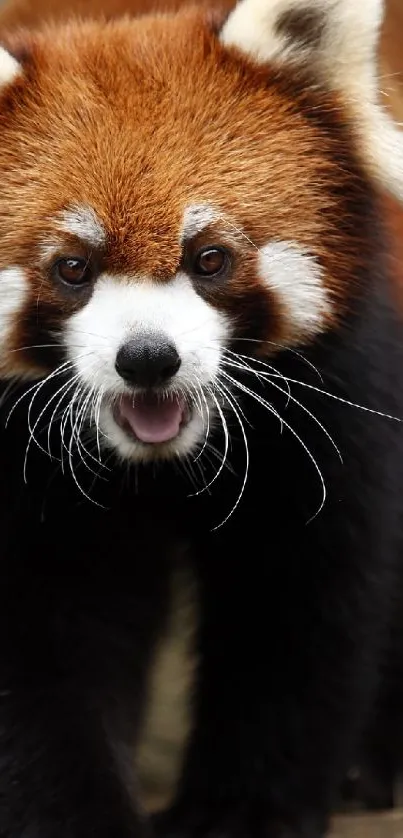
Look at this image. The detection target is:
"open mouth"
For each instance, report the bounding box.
[113,392,191,445]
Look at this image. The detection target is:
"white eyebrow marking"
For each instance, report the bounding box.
[180,204,221,242]
[38,241,62,263]
[57,204,106,249]
[0,46,21,88]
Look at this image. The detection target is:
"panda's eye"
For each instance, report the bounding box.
[53,257,93,287]
[190,246,231,279]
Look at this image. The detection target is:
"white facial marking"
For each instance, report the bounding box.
[57,204,106,249]
[0,46,21,88]
[180,204,221,242]
[0,267,28,330]
[0,267,28,370]
[38,241,63,264]
[64,273,230,462]
[258,241,330,340]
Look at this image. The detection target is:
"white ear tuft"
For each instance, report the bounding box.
[220,0,383,93]
[220,0,403,203]
[357,106,403,203]
[0,45,21,88]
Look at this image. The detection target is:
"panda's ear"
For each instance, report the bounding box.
[220,0,382,94]
[0,44,22,88]
[220,0,403,204]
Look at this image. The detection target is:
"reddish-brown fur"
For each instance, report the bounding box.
[0,4,403,837]
[0,3,381,377]
[0,0,232,28]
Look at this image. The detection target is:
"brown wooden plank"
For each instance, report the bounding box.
[331,812,403,838]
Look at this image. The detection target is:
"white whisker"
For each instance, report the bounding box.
[219,370,327,523]
[5,359,76,428]
[23,372,83,481]
[222,349,292,408]
[277,377,403,423]
[211,379,250,530]
[225,335,324,383]
[223,365,342,463]
[190,386,229,496]
[67,397,107,508]
[24,352,95,460]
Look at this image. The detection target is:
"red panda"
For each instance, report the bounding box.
[0,0,402,837]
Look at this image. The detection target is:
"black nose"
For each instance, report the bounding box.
[115,333,181,388]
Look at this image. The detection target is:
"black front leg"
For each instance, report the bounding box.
[154,506,391,838]
[0,688,148,838]
[0,506,173,838]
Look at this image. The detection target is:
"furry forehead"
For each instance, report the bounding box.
[0,0,402,206]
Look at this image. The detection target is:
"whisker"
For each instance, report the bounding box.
[203,441,236,477]
[191,383,211,463]
[212,379,250,531]
[60,396,74,471]
[70,386,97,474]
[94,386,105,463]
[5,359,76,428]
[188,453,210,494]
[177,456,200,494]
[25,352,95,460]
[0,378,23,411]
[46,377,85,460]
[73,384,109,476]
[221,349,292,408]
[9,343,101,353]
[223,365,342,463]
[23,372,84,481]
[226,336,324,383]
[67,326,111,342]
[275,377,403,423]
[219,370,327,523]
[67,399,107,509]
[189,385,229,496]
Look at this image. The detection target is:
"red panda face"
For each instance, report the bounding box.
[0,2,401,463]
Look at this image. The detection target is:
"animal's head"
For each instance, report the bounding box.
[0,0,401,464]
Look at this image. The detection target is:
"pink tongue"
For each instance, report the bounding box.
[118,394,184,443]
